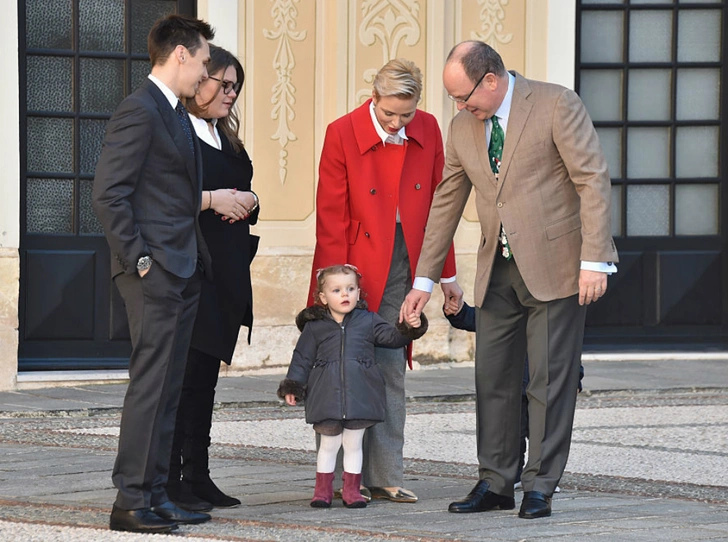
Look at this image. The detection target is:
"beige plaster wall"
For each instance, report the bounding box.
[0,1,20,391]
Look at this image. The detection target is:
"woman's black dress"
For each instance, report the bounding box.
[190,135,258,364]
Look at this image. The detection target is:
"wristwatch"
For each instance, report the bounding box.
[136,255,153,272]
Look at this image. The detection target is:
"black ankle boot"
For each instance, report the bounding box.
[189,475,241,508]
[167,479,213,512]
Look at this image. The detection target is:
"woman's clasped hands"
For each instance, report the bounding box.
[209,188,257,223]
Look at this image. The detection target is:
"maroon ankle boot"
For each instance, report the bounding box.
[311,472,335,508]
[342,472,366,508]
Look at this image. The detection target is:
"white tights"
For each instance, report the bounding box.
[317,428,365,474]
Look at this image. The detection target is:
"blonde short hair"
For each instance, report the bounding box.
[372,58,422,102]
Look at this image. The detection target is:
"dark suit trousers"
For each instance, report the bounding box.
[112,264,202,509]
[475,254,585,497]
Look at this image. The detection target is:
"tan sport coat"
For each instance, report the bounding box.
[417,72,618,304]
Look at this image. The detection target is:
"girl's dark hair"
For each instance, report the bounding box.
[313,264,361,306]
[185,44,245,152]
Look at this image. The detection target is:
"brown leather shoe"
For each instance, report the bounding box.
[109,505,178,533]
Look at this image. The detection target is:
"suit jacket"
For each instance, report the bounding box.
[93,79,211,280]
[417,72,618,304]
[310,99,457,313]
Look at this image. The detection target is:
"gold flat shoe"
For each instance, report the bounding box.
[369,486,418,503]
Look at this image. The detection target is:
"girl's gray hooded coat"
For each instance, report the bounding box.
[277,301,427,425]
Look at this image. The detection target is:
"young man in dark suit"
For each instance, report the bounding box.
[93,14,215,534]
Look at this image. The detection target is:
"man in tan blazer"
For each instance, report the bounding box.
[401,41,618,519]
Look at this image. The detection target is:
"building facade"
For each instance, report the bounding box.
[1,0,725,390]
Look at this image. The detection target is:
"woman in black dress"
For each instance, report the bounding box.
[167,44,259,510]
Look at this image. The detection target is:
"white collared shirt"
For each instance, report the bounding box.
[147,74,179,110]
[189,115,221,150]
[486,71,516,145]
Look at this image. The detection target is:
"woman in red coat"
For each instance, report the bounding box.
[309,58,461,502]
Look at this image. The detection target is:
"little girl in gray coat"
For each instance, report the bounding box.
[278,264,426,508]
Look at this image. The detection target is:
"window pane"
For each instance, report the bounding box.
[132,0,177,54]
[581,11,623,63]
[627,128,670,179]
[27,117,74,173]
[675,126,719,179]
[132,60,151,91]
[80,180,104,235]
[26,0,72,49]
[80,58,125,114]
[27,56,73,112]
[26,178,74,234]
[676,69,720,121]
[629,11,673,62]
[628,69,671,121]
[79,0,125,52]
[596,127,623,180]
[580,70,623,121]
[80,119,107,176]
[582,0,624,3]
[675,184,718,235]
[627,185,670,236]
[611,184,623,237]
[678,10,721,62]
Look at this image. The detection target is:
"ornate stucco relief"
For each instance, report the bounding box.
[263,0,307,184]
[470,0,513,50]
[356,0,421,103]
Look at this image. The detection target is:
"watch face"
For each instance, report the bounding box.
[137,256,152,271]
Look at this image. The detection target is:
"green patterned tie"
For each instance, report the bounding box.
[489,116,512,260]
[488,116,504,174]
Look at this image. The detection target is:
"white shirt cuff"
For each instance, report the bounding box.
[440,275,457,283]
[581,261,618,275]
[412,277,435,293]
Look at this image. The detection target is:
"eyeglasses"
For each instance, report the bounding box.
[447,71,488,104]
[208,75,242,95]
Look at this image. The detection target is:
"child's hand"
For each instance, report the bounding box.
[443,295,464,316]
[285,394,297,406]
[405,312,422,328]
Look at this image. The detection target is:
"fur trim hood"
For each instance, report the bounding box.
[295,300,368,331]
[294,299,428,339]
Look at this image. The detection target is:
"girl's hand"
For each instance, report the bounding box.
[285,394,297,406]
[405,312,422,328]
[443,295,464,316]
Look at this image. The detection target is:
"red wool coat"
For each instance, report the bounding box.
[309,99,457,314]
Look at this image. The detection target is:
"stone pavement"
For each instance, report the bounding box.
[0,358,727,541]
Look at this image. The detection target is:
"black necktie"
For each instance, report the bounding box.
[175,101,195,155]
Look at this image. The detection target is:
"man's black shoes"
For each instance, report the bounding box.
[151,500,211,524]
[519,490,552,519]
[448,480,516,513]
[109,505,178,533]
